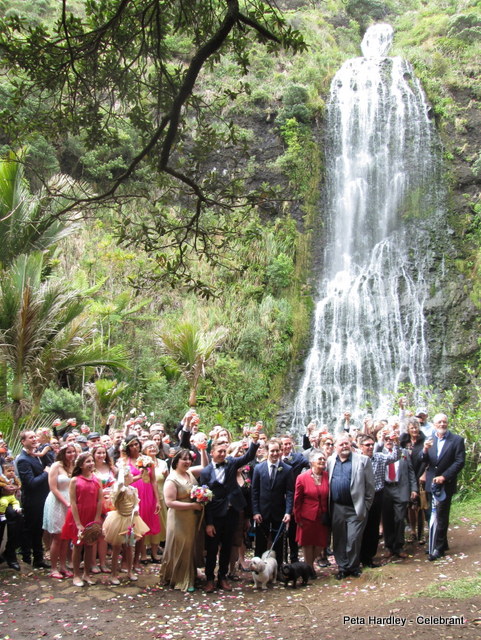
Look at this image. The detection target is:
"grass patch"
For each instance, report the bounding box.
[415,572,481,599]
[450,493,481,526]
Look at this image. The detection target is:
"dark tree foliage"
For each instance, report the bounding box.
[0,1,306,293]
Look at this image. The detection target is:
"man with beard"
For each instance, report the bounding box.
[327,435,374,579]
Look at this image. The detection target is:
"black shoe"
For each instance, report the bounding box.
[363,561,380,568]
[22,556,32,564]
[428,550,443,562]
[335,570,348,580]
[349,569,362,577]
[7,560,20,571]
[32,560,51,569]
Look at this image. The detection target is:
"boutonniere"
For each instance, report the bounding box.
[277,466,283,472]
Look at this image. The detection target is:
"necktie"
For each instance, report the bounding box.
[388,463,396,482]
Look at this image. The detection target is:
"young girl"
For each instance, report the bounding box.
[61,452,103,587]
[102,466,149,585]
[34,428,56,467]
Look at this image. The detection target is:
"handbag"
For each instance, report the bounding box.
[77,521,102,545]
[418,482,428,510]
[320,511,331,526]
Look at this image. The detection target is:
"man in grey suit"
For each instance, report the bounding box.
[381,437,418,559]
[327,435,374,579]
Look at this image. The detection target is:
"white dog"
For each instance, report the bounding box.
[250,550,277,590]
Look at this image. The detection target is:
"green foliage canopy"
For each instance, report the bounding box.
[0,0,307,290]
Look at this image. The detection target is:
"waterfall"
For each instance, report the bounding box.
[292,24,444,434]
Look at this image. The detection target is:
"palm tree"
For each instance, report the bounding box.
[0,149,86,403]
[157,321,228,407]
[0,149,84,268]
[0,252,129,421]
[84,378,129,427]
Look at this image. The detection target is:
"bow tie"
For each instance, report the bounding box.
[215,462,226,468]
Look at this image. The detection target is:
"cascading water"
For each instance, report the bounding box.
[292,24,445,433]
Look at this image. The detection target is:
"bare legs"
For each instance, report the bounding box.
[302,545,322,570]
[49,533,70,577]
[72,543,95,586]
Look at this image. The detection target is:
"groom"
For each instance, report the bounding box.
[200,433,259,593]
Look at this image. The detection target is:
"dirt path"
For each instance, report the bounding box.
[1,519,480,640]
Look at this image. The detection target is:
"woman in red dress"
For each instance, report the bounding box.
[293,450,330,570]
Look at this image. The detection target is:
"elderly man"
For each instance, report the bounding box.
[16,431,50,568]
[415,408,434,439]
[327,435,374,578]
[381,435,417,560]
[422,413,465,561]
[358,433,400,567]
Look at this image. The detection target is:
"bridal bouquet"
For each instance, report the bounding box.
[190,485,213,504]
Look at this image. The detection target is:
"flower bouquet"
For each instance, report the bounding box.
[136,455,154,469]
[190,485,213,504]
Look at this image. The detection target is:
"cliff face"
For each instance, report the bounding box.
[424,86,481,394]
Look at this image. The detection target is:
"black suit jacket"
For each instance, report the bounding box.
[179,429,202,465]
[421,431,465,496]
[251,460,294,523]
[200,442,259,525]
[16,450,49,512]
[281,451,309,479]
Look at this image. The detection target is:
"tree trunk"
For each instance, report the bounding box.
[0,362,7,406]
[188,385,197,407]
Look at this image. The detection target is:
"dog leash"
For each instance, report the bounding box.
[268,520,286,554]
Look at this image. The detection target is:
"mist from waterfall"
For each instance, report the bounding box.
[292,24,444,433]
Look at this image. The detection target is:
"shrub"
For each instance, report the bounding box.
[266,253,295,292]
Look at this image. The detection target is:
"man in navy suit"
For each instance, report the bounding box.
[200,433,259,593]
[422,413,465,561]
[251,438,294,566]
[280,434,309,562]
[16,430,50,568]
